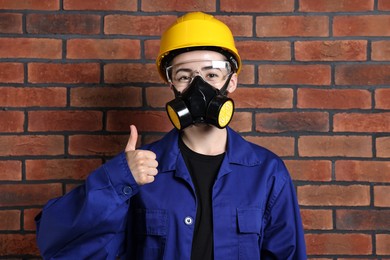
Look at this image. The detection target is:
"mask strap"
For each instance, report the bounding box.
[172,73,233,96]
[171,85,181,97]
[220,73,234,95]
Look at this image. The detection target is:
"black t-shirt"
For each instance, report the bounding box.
[179,138,225,260]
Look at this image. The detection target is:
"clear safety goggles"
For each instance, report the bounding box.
[166,60,232,88]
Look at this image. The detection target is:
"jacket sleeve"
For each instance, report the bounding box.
[260,160,307,259]
[35,152,139,259]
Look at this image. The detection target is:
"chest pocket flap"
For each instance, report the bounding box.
[135,208,168,236]
[237,207,262,234]
[134,209,168,259]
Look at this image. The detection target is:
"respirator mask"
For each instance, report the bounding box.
[165,60,235,130]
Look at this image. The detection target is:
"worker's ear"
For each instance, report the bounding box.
[226,73,237,94]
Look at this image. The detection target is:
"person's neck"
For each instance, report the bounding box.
[181,124,228,156]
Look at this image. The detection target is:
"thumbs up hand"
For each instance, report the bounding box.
[125,125,158,185]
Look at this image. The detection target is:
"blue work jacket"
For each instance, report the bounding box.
[36,127,307,259]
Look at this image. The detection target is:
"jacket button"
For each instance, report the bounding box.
[122,186,132,195]
[184,216,193,225]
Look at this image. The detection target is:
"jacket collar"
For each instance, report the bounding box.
[225,127,261,166]
[150,127,262,174]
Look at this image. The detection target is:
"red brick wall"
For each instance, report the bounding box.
[1,0,390,258]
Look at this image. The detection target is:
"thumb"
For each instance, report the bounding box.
[125,125,138,152]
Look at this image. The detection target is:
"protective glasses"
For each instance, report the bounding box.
[166,60,232,88]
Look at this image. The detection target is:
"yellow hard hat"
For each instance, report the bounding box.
[156,12,241,82]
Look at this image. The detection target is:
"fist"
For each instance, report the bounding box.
[125,125,158,185]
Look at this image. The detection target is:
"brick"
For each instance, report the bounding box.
[237,41,291,61]
[336,161,390,182]
[0,111,24,132]
[298,89,371,109]
[0,0,59,10]
[144,39,160,60]
[338,258,376,260]
[216,15,253,37]
[377,137,390,158]
[0,135,64,156]
[284,160,332,181]
[0,234,39,255]
[295,40,367,61]
[377,234,390,255]
[243,136,295,157]
[28,63,100,84]
[0,210,20,230]
[26,159,101,180]
[0,38,62,59]
[237,65,255,85]
[0,160,21,180]
[65,183,82,193]
[106,111,172,132]
[0,13,22,33]
[220,0,294,12]
[335,64,390,85]
[256,16,328,37]
[105,15,177,36]
[259,65,331,85]
[229,112,252,133]
[334,15,390,36]
[300,209,333,230]
[145,87,173,108]
[305,233,372,255]
[379,0,390,10]
[143,134,164,146]
[298,136,372,157]
[376,89,390,109]
[336,210,390,230]
[0,87,66,107]
[104,63,161,83]
[372,41,390,61]
[28,111,103,132]
[0,184,62,206]
[299,0,374,12]
[68,135,128,156]
[71,87,142,108]
[298,185,370,206]
[231,88,293,109]
[26,14,100,34]
[255,112,329,133]
[67,39,140,60]
[0,63,23,83]
[142,0,215,12]
[374,186,390,207]
[24,208,41,231]
[334,113,390,132]
[63,0,136,11]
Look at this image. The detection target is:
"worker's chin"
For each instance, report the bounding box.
[192,122,214,129]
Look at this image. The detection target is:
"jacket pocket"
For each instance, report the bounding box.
[237,207,262,259]
[135,208,168,259]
